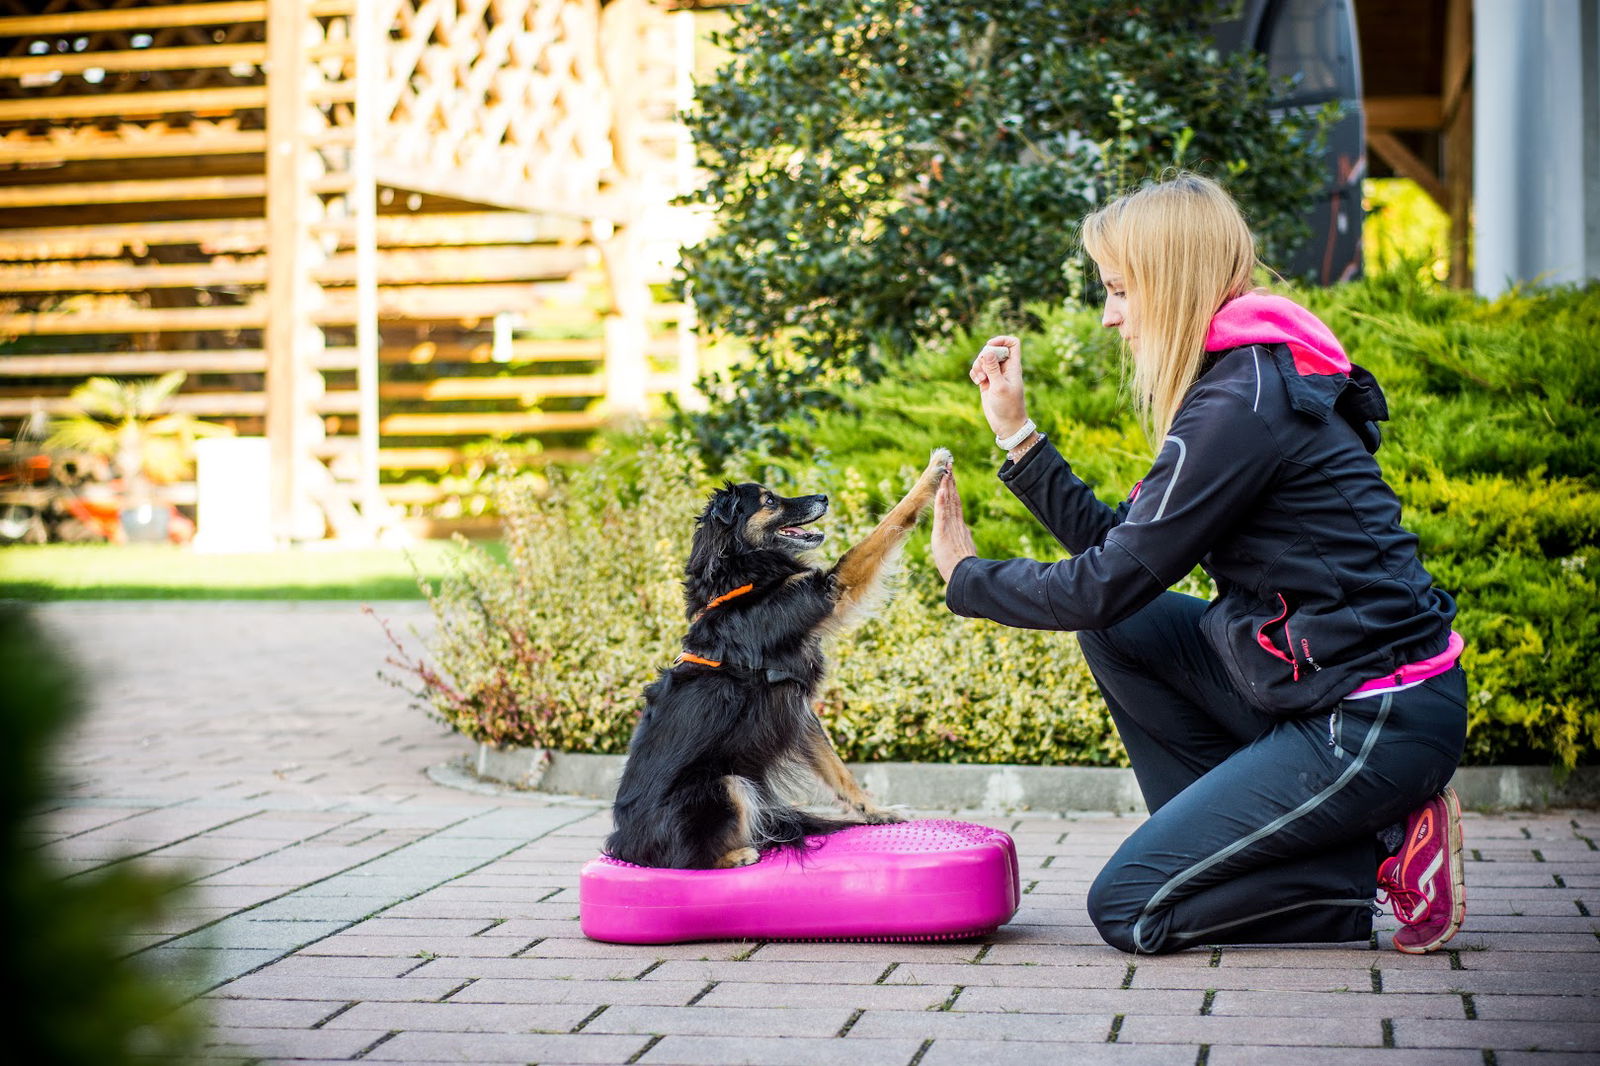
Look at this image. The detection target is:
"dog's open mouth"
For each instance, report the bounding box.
[776,521,825,549]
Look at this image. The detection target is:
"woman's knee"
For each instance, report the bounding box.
[1087,860,1154,955]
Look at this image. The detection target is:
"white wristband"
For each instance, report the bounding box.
[995,418,1037,451]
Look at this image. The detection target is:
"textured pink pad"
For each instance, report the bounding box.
[579,819,1020,944]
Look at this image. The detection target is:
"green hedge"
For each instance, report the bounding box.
[772,270,1600,768]
[398,272,1598,769]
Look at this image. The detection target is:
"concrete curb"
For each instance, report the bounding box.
[442,743,1600,813]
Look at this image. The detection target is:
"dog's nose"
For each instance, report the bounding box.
[818,495,828,507]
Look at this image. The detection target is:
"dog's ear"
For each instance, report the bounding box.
[701,482,744,528]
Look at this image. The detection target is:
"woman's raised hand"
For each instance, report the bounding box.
[969,335,1028,440]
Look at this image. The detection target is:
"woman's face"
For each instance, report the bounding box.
[1098,267,1134,346]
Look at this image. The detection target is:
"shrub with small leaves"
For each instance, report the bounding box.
[678,0,1334,462]
[389,437,1127,765]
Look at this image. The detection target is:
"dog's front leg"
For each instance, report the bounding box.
[802,726,904,824]
[827,448,951,624]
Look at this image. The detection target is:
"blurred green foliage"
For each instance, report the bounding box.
[0,607,204,1063]
[677,0,1333,462]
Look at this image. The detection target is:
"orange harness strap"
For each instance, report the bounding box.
[672,652,723,668]
[676,583,758,669]
[691,583,754,622]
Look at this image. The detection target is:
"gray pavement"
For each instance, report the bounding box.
[27,601,1600,1065]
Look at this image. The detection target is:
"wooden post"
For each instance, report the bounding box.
[1443,0,1474,288]
[599,0,651,422]
[265,0,320,542]
[352,0,381,505]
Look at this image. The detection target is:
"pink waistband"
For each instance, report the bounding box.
[1348,630,1464,696]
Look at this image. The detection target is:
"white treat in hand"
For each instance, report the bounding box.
[980,345,1010,363]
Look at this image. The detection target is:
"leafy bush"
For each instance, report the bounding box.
[1,607,204,1063]
[679,0,1333,461]
[387,438,1127,765]
[767,273,1600,768]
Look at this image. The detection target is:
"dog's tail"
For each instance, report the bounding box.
[756,806,858,853]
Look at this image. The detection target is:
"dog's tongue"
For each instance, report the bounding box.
[780,526,804,536]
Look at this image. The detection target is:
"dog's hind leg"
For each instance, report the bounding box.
[801,723,905,824]
[713,775,763,868]
[826,448,951,627]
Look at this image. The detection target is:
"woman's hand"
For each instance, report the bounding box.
[931,469,978,583]
[969,335,1028,440]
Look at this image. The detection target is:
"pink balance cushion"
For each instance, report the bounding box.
[579,819,1020,944]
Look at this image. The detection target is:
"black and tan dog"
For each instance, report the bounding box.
[605,448,953,869]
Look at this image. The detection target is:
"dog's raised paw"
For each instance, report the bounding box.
[929,447,953,474]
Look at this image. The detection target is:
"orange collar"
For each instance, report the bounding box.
[673,651,722,668]
[691,582,754,622]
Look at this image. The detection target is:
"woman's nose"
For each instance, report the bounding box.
[1101,306,1120,328]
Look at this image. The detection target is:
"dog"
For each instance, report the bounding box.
[604,448,953,869]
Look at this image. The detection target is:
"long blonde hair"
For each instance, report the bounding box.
[1080,172,1258,443]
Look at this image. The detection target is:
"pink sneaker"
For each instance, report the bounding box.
[1377,787,1466,954]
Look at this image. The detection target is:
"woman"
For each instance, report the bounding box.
[929,173,1467,955]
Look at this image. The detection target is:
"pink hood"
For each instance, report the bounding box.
[1205,292,1350,376]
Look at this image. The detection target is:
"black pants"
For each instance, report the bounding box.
[1080,592,1467,955]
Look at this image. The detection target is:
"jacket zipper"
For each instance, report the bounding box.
[1255,592,1300,681]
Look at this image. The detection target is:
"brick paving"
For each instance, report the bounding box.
[27,601,1600,1065]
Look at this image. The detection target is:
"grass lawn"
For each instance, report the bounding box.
[0,540,505,601]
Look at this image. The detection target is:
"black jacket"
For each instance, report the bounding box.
[947,306,1456,717]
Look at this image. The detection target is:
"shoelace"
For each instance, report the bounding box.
[1376,860,1430,924]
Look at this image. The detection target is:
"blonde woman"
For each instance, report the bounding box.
[929,173,1467,955]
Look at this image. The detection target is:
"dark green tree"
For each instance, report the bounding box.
[678,0,1334,459]
[1,607,205,1064]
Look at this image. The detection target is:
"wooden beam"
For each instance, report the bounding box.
[1365,95,1444,132]
[0,350,271,377]
[0,131,268,166]
[0,391,359,417]
[0,306,265,335]
[0,176,266,209]
[379,371,679,401]
[376,410,604,435]
[0,261,268,293]
[0,44,267,79]
[0,2,269,37]
[0,86,269,122]
[1366,132,1448,210]
[372,157,625,223]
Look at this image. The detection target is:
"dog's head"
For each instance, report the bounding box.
[694,482,829,557]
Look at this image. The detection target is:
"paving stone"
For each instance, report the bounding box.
[917,1041,1196,1066]
[585,1004,854,1038]
[952,986,1206,1015]
[199,1025,384,1060]
[847,1009,1111,1041]
[1394,1019,1600,1052]
[201,998,349,1029]
[1208,989,1472,1019]
[639,1035,924,1065]
[696,981,953,1011]
[322,1000,593,1032]
[363,1031,649,1063]
[450,978,707,1006]
[1206,1049,1483,1066]
[1115,1014,1385,1046]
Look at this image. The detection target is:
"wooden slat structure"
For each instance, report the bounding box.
[1,0,705,542]
[1356,0,1474,285]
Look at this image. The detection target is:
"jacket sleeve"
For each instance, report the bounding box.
[947,387,1281,631]
[995,436,1123,555]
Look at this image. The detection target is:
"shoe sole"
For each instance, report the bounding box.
[1396,786,1467,954]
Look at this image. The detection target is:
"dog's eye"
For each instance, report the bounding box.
[762,493,776,508]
